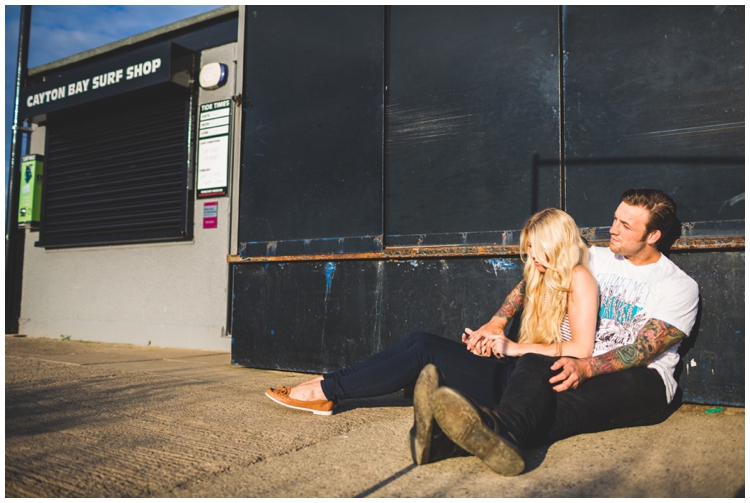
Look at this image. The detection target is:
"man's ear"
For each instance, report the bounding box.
[646,229,662,247]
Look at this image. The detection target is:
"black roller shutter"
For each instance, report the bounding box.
[37,85,193,248]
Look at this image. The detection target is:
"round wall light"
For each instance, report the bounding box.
[199,62,228,90]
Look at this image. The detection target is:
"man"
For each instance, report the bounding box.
[416,188,700,476]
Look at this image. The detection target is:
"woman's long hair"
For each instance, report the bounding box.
[518,208,590,354]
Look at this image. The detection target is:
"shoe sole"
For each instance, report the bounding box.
[432,387,524,476]
[410,364,439,464]
[265,390,333,416]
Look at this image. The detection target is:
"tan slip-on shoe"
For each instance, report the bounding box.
[265,386,334,416]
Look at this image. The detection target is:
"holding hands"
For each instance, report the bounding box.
[462,322,519,358]
[462,326,494,356]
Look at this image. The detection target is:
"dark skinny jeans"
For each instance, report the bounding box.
[320,331,516,409]
[493,353,681,449]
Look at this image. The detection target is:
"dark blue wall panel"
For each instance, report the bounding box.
[234,6,744,406]
[670,251,745,406]
[562,6,744,228]
[232,258,523,373]
[240,6,384,256]
[386,6,561,245]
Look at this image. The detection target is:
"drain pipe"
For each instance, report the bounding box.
[6,5,32,334]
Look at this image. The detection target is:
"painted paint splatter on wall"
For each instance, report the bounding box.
[486,258,516,277]
[325,262,336,294]
[321,262,337,357]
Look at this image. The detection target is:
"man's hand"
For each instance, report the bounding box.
[462,326,500,357]
[548,319,687,392]
[549,357,593,392]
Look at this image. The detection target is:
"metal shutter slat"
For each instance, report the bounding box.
[38,85,192,248]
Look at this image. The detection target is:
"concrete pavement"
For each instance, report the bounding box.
[5,336,745,497]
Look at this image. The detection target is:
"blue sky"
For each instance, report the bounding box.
[5,5,221,209]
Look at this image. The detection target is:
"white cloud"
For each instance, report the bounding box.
[28,5,222,67]
[29,25,114,66]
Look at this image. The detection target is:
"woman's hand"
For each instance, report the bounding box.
[489,332,519,358]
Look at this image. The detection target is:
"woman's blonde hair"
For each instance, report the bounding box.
[518,208,589,354]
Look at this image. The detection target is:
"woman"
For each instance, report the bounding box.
[265,208,598,419]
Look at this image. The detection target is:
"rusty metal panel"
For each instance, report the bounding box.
[227,232,744,264]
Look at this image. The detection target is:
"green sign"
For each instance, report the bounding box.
[18,154,44,228]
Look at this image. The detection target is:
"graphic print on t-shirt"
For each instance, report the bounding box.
[594,272,651,354]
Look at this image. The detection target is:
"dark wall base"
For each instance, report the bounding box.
[669,251,745,406]
[232,251,744,406]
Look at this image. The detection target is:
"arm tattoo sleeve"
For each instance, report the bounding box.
[494,279,526,321]
[587,318,687,377]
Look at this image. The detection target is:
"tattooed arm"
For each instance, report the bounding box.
[462,279,526,356]
[494,279,527,323]
[548,318,687,391]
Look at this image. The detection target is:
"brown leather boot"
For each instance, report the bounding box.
[409,364,467,465]
[432,386,524,476]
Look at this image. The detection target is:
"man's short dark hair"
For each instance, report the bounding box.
[620,188,677,240]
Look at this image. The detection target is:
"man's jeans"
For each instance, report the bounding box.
[321,331,516,408]
[494,353,681,449]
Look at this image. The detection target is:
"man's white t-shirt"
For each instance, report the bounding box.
[588,246,700,403]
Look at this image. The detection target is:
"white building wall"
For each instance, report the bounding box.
[19,42,240,351]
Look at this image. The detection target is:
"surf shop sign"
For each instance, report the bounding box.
[21,42,193,118]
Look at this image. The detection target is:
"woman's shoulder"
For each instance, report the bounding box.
[570,264,597,289]
[571,263,593,276]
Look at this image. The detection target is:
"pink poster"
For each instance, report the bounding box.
[203,201,218,229]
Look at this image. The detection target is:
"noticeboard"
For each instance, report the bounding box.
[197,99,232,198]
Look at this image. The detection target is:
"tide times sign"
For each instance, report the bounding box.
[196,100,232,198]
[21,42,194,119]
